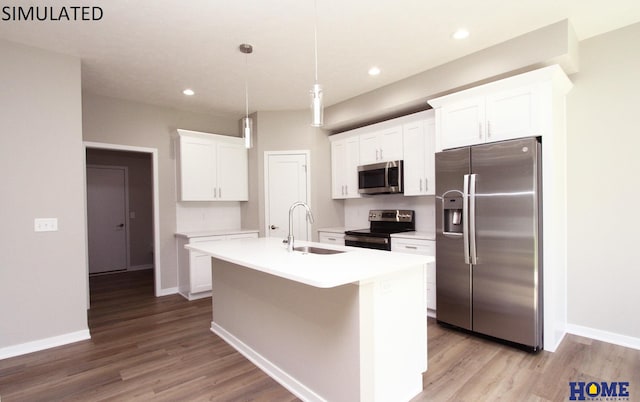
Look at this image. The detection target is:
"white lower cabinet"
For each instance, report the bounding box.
[177,231,258,300]
[318,231,345,246]
[391,237,436,317]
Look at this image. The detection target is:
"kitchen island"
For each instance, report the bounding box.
[186,237,433,402]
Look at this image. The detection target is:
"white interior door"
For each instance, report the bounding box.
[265,152,310,240]
[87,166,128,274]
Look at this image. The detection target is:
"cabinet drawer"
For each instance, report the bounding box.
[189,236,226,244]
[319,232,345,246]
[391,239,435,256]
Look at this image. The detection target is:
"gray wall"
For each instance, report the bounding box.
[86,149,153,269]
[241,110,343,239]
[566,22,640,338]
[82,93,239,292]
[0,40,88,349]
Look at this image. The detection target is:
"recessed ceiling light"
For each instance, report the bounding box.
[182,89,195,96]
[452,29,470,40]
[368,66,381,76]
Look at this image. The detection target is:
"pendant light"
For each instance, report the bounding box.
[239,43,253,149]
[310,0,323,127]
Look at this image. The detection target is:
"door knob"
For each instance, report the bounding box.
[117,223,124,228]
[270,225,278,230]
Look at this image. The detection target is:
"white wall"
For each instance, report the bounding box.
[566,22,640,340]
[82,93,240,292]
[0,40,88,353]
[176,202,241,232]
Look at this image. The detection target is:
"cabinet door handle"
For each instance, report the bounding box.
[380,149,384,160]
[478,122,483,139]
[219,187,222,198]
[328,237,336,241]
[376,149,379,160]
[419,178,423,192]
[405,245,418,250]
[214,187,217,198]
[487,120,491,138]
[424,178,428,191]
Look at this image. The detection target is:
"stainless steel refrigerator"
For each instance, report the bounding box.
[435,137,542,351]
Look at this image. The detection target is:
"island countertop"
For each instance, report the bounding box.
[186,237,433,289]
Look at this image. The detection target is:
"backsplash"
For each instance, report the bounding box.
[344,194,436,233]
[176,201,242,232]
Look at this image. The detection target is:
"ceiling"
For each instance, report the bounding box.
[1,0,639,119]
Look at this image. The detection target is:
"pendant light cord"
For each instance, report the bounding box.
[245,53,249,119]
[314,0,318,84]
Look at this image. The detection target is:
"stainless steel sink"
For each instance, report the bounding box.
[293,246,346,255]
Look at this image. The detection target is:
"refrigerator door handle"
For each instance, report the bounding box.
[469,173,478,264]
[463,174,471,264]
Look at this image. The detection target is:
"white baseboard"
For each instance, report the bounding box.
[566,324,640,351]
[179,290,211,301]
[128,264,153,271]
[156,286,178,297]
[210,322,326,402]
[0,329,91,360]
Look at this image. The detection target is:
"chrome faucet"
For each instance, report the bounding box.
[285,201,315,252]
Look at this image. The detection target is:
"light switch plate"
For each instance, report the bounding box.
[34,218,58,232]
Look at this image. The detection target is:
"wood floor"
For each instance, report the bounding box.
[1,270,638,401]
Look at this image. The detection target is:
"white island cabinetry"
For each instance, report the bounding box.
[175,230,258,300]
[187,237,432,402]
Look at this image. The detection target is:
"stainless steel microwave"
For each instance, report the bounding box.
[357,160,403,195]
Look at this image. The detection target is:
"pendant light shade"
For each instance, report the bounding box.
[310,0,323,127]
[242,116,252,149]
[239,43,253,149]
[311,83,323,127]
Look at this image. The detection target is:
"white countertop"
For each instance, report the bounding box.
[175,229,259,239]
[390,231,436,241]
[186,237,433,289]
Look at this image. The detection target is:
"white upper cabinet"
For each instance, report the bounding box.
[177,130,248,201]
[331,134,360,199]
[438,87,539,150]
[403,112,436,196]
[439,97,486,149]
[429,66,565,152]
[485,85,540,143]
[329,110,433,200]
[359,126,403,164]
[216,140,248,201]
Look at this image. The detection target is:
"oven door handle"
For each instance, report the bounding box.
[344,235,389,245]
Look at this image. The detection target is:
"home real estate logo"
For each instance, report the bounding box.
[569,381,630,401]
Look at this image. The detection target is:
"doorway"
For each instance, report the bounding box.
[264,151,311,240]
[84,142,161,298]
[86,165,129,274]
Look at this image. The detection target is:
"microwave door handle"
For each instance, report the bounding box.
[384,162,390,188]
[463,174,470,264]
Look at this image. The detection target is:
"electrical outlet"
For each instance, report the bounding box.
[34,218,58,232]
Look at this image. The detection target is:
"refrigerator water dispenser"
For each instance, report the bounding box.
[443,197,463,234]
